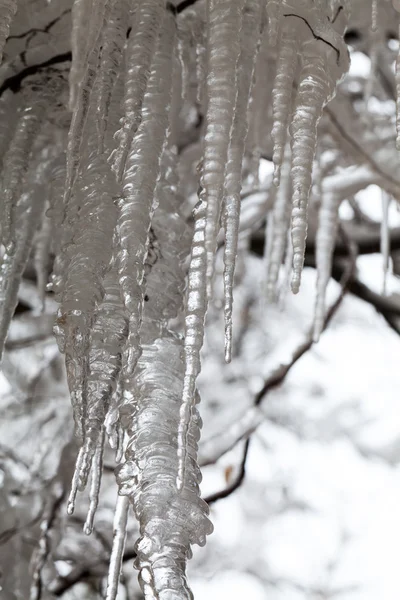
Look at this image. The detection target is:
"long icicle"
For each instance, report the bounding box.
[223,0,262,363]
[177,0,242,490]
[105,494,129,600]
[110,0,165,181]
[265,146,292,303]
[289,51,332,294]
[313,191,341,342]
[0,183,47,360]
[63,0,110,208]
[117,9,175,378]
[95,0,130,152]
[271,19,298,187]
[203,0,242,300]
[0,102,48,247]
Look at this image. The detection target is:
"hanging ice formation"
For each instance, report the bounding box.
[6,0,398,597]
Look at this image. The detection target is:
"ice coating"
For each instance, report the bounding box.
[116,10,175,378]
[55,151,118,440]
[114,142,212,598]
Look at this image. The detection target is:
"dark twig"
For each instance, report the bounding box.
[201,232,357,477]
[205,440,250,505]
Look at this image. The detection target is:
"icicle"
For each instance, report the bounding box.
[246,31,272,186]
[116,11,175,378]
[381,190,391,295]
[47,156,68,300]
[110,0,165,181]
[115,141,212,598]
[177,9,196,104]
[290,53,333,294]
[95,0,130,153]
[67,446,85,515]
[271,21,298,187]
[265,146,292,302]
[0,0,17,64]
[371,0,378,32]
[223,0,262,363]
[64,0,111,208]
[177,196,207,491]
[116,339,213,600]
[195,11,207,108]
[0,184,47,360]
[0,91,19,171]
[83,427,105,535]
[365,0,379,110]
[313,192,341,342]
[278,227,293,309]
[266,0,281,47]
[0,102,48,247]
[77,265,128,488]
[203,0,242,300]
[105,494,129,600]
[56,152,118,444]
[69,0,93,111]
[33,204,52,310]
[106,382,124,452]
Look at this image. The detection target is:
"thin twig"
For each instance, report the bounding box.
[200,234,357,481]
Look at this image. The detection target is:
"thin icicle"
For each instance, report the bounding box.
[246,32,271,186]
[110,0,165,181]
[223,0,262,363]
[290,53,333,294]
[266,0,281,47]
[177,196,207,490]
[0,0,17,64]
[69,0,93,111]
[95,0,130,153]
[77,265,128,488]
[0,184,46,360]
[271,21,298,187]
[265,147,292,302]
[56,153,118,442]
[195,11,207,108]
[371,0,378,32]
[278,227,293,309]
[83,427,105,535]
[203,0,242,300]
[116,11,175,378]
[33,204,52,310]
[0,102,48,247]
[64,0,111,208]
[105,494,129,600]
[313,192,341,342]
[381,190,391,295]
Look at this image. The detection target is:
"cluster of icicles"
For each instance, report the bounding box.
[0,0,356,598]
